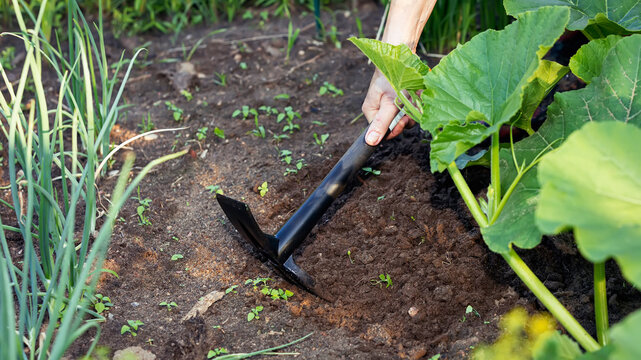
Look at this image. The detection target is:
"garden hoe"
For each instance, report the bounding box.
[217,111,404,299]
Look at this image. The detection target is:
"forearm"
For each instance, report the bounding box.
[382,0,436,51]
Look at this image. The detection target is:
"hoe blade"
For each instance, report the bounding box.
[216,195,327,299]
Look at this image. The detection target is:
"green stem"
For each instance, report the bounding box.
[490,132,501,216]
[447,163,488,227]
[594,262,609,346]
[503,248,600,352]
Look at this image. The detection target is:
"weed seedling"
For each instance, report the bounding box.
[172,236,180,241]
[361,167,381,176]
[280,150,293,164]
[285,22,300,62]
[206,185,224,195]
[370,273,393,288]
[121,320,144,337]
[159,301,178,311]
[319,81,344,97]
[133,187,152,226]
[181,89,193,101]
[313,133,329,147]
[146,338,154,346]
[213,72,227,86]
[272,134,290,143]
[232,105,258,120]
[225,285,239,294]
[261,287,294,301]
[196,127,208,141]
[165,101,184,121]
[312,120,327,126]
[92,294,113,314]
[239,61,248,70]
[461,305,481,322]
[247,306,264,322]
[171,254,183,261]
[273,93,290,100]
[138,112,155,132]
[245,277,271,289]
[278,106,301,133]
[214,127,225,139]
[208,348,229,358]
[347,250,354,264]
[0,46,16,70]
[259,105,279,115]
[258,182,268,197]
[377,195,385,201]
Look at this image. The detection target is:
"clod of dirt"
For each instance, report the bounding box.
[113,346,156,360]
[408,306,419,317]
[181,290,225,321]
[161,62,200,91]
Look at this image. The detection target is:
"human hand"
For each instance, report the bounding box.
[362,70,415,146]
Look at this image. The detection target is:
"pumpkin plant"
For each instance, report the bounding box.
[351,2,640,356]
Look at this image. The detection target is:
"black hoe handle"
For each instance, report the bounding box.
[275,112,403,262]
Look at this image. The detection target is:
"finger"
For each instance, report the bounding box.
[365,97,398,146]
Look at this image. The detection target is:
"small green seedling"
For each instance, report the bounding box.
[283,159,306,176]
[278,106,301,133]
[0,46,16,70]
[92,294,113,314]
[370,273,393,288]
[146,338,154,346]
[361,167,381,176]
[181,89,193,101]
[206,185,224,195]
[226,285,239,294]
[313,133,329,147]
[196,127,208,141]
[138,112,155,132]
[171,254,183,261]
[460,305,481,322]
[312,120,326,126]
[377,195,385,201]
[245,277,271,289]
[214,127,225,139]
[259,105,279,115]
[121,320,144,337]
[319,81,344,97]
[272,134,290,143]
[285,22,300,62]
[242,9,253,19]
[165,101,184,121]
[258,182,268,197]
[239,62,248,70]
[261,287,294,300]
[207,348,229,358]
[172,236,180,241]
[247,306,264,321]
[213,72,227,86]
[347,250,354,264]
[159,301,178,311]
[280,150,293,164]
[428,354,441,360]
[273,93,290,100]
[232,105,258,120]
[133,187,152,226]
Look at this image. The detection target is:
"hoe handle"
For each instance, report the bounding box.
[275,112,403,262]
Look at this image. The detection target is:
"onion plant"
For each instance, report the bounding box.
[0,0,187,358]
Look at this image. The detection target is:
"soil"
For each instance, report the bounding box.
[2,2,640,359]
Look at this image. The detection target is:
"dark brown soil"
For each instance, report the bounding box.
[2,2,639,359]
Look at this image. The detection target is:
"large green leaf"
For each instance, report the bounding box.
[348,37,429,92]
[420,6,569,172]
[536,121,641,287]
[481,34,641,254]
[533,331,582,360]
[504,0,641,36]
[513,60,569,134]
[607,309,641,359]
[569,35,623,83]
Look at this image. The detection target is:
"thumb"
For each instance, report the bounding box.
[365,97,398,146]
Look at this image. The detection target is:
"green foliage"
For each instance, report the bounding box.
[165,101,184,121]
[261,286,294,300]
[197,127,208,141]
[318,81,343,97]
[207,185,224,195]
[214,127,225,139]
[361,167,381,176]
[208,348,229,358]
[92,294,113,314]
[313,133,329,147]
[121,320,144,337]
[181,89,193,101]
[138,112,155,132]
[159,301,178,311]
[370,273,392,288]
[504,0,641,37]
[133,187,152,226]
[285,21,300,62]
[225,285,239,294]
[247,305,264,321]
[537,122,641,288]
[0,46,15,70]
[171,254,184,261]
[258,181,268,197]
[214,72,227,86]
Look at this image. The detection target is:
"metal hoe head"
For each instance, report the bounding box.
[216,195,324,298]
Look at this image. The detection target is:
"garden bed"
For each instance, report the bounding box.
[2,3,639,359]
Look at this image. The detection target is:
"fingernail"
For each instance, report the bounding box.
[366,130,381,145]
